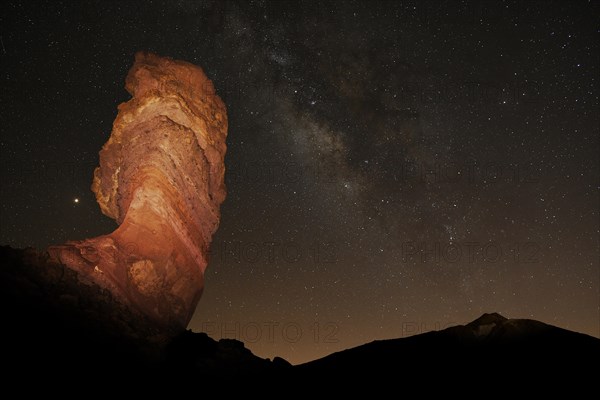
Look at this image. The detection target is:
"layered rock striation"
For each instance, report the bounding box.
[48,52,227,330]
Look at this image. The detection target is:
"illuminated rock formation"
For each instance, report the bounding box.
[48,52,227,330]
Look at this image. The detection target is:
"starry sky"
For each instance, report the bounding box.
[0,1,598,364]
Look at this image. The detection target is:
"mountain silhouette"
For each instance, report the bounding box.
[292,311,599,389]
[1,245,598,391]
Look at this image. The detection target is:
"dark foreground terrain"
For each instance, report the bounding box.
[1,245,598,391]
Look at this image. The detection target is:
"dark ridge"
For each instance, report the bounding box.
[1,244,597,391]
[0,245,289,385]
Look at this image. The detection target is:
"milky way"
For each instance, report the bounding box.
[0,1,598,364]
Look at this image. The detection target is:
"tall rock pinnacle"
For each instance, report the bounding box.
[49,52,227,330]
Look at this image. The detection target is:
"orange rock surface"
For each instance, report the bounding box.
[49,52,227,330]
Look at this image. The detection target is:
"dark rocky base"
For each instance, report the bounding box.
[0,246,289,384]
[1,245,598,392]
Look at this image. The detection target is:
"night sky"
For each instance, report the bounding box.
[1,1,598,364]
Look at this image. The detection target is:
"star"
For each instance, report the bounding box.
[73,198,80,204]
